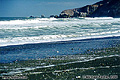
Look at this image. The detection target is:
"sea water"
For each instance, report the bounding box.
[0,17,120,47]
[0,17,120,63]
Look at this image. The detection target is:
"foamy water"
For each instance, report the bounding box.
[0,17,120,47]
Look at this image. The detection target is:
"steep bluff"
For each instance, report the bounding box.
[90,0,120,17]
[59,0,120,18]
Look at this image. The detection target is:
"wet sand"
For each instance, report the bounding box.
[0,36,120,80]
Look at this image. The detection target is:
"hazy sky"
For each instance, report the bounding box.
[0,0,101,17]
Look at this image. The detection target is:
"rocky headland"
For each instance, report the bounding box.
[59,0,120,18]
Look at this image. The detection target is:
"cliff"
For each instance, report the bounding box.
[90,0,120,17]
[59,0,120,18]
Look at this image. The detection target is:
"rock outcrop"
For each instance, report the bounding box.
[59,0,120,18]
[90,0,120,17]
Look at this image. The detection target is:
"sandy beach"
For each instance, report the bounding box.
[1,36,120,63]
[0,36,120,80]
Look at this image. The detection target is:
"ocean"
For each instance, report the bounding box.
[0,17,120,79]
[0,17,120,63]
[1,17,120,46]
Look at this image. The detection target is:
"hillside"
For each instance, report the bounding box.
[59,0,120,18]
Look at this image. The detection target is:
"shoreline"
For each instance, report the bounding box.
[1,36,120,79]
[0,45,120,79]
[1,36,120,63]
[1,35,120,48]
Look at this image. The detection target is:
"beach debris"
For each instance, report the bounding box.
[57,51,59,53]
[71,48,74,50]
[76,76,81,79]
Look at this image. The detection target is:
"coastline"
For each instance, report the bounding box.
[0,42,120,80]
[0,36,120,63]
[1,0,120,79]
[0,17,120,79]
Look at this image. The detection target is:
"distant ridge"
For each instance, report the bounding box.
[59,0,120,18]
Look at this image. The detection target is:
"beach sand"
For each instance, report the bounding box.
[0,36,120,80]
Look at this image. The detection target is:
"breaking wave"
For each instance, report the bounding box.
[0,17,120,47]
